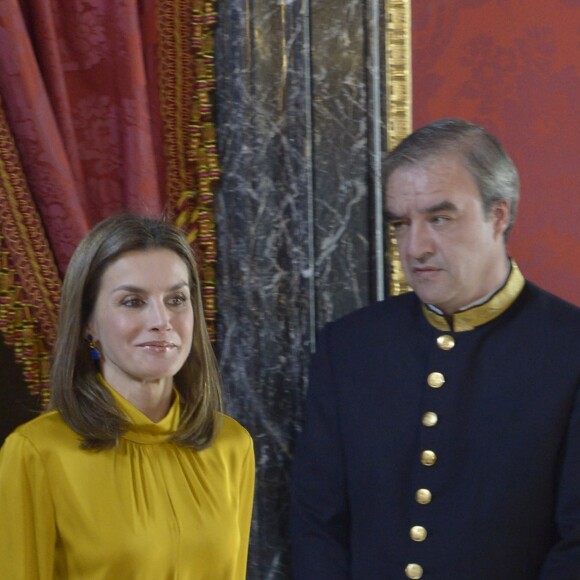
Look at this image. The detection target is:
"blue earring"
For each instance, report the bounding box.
[86,334,101,361]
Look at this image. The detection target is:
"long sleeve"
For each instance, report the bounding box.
[235,435,255,579]
[290,327,351,579]
[540,382,580,579]
[0,432,57,580]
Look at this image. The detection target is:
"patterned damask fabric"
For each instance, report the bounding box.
[0,0,164,273]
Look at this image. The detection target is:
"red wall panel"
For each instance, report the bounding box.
[412,0,579,305]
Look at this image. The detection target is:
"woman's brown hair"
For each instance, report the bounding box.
[49,214,223,450]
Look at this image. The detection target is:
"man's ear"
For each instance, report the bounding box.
[492,200,510,238]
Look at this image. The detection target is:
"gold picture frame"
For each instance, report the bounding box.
[385,0,412,295]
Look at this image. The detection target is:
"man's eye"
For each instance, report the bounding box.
[391,221,407,230]
[431,215,449,225]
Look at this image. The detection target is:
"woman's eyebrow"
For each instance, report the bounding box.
[112,281,189,293]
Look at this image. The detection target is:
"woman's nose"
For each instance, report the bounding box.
[148,301,172,331]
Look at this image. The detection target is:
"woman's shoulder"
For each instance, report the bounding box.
[209,413,253,456]
[5,410,78,452]
[216,413,252,440]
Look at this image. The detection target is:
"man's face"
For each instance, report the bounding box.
[386,154,510,314]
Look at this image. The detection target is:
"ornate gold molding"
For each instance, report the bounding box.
[0,97,61,404]
[157,0,220,340]
[385,0,412,295]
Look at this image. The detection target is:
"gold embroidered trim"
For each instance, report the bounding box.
[158,0,219,341]
[0,97,62,404]
[386,0,412,296]
[421,260,525,332]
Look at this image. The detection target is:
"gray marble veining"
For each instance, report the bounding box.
[214,1,386,577]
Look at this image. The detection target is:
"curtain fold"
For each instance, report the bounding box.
[0,0,219,399]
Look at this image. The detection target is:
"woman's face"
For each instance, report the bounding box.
[87,248,194,392]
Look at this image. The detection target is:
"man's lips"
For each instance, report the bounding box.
[412,266,442,277]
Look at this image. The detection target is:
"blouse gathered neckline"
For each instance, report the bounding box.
[97,374,181,445]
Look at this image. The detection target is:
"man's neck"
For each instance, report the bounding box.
[427,257,512,315]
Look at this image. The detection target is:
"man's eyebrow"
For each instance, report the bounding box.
[384,210,402,221]
[421,200,458,214]
[385,200,458,221]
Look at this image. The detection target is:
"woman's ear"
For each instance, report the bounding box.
[84,316,95,340]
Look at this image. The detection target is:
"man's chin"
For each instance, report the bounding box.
[413,287,449,310]
[409,277,437,299]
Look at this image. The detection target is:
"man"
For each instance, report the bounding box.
[290,118,580,579]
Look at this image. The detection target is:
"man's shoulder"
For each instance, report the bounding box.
[321,292,420,342]
[521,281,580,331]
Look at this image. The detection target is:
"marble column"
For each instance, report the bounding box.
[214,1,385,577]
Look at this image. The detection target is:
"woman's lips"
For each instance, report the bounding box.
[137,341,177,352]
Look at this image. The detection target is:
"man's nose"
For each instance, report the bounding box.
[406,221,434,260]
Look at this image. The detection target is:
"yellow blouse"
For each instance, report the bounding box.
[0,386,255,579]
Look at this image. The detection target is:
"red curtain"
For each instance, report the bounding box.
[0,0,219,403]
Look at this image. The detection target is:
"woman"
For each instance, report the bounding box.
[0,214,255,579]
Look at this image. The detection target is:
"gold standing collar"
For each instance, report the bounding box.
[421,260,525,332]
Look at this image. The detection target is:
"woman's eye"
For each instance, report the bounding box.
[168,294,188,306]
[121,297,144,308]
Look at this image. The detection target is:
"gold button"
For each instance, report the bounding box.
[405,563,424,579]
[422,411,438,427]
[410,525,427,542]
[421,450,437,466]
[427,371,445,388]
[415,488,432,504]
[437,334,455,350]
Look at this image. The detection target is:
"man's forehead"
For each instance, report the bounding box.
[385,154,477,205]
[385,164,449,207]
[387,152,463,182]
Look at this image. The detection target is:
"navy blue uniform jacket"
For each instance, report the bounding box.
[291,265,580,579]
